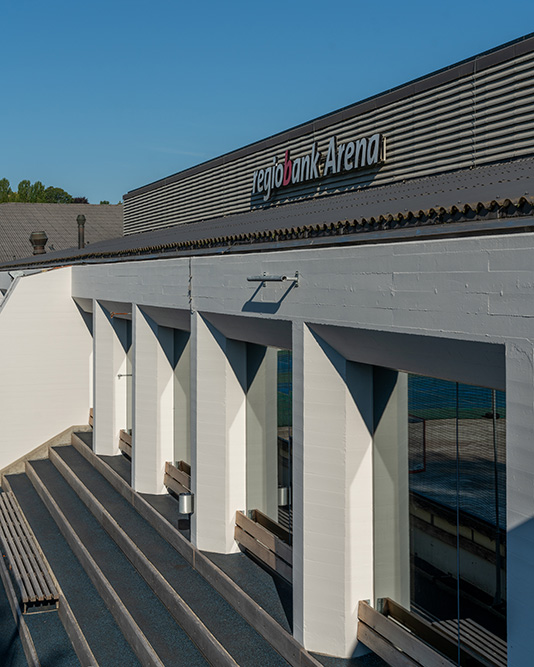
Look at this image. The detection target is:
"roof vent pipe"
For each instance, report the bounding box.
[29,231,48,255]
[77,214,86,249]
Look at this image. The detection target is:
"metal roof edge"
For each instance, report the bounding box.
[3,197,534,271]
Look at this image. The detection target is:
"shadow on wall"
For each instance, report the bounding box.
[242,281,297,314]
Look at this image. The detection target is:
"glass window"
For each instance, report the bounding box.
[246,345,292,535]
[373,371,506,664]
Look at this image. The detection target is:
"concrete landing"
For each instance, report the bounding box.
[313,653,387,666]
[206,550,293,632]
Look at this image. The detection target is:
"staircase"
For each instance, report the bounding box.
[0,430,324,667]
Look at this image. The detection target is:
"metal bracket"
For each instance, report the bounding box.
[247,271,299,287]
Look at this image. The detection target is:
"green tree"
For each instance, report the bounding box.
[99,200,110,205]
[43,186,72,204]
[17,180,31,202]
[30,181,45,202]
[0,178,12,202]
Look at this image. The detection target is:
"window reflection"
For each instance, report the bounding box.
[374,372,506,664]
[246,346,292,537]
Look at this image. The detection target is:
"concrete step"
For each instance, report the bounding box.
[24,458,210,667]
[23,609,81,667]
[0,542,38,667]
[0,487,86,667]
[70,431,323,667]
[5,471,136,667]
[52,443,292,667]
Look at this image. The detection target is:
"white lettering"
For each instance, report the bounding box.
[274,163,284,188]
[354,139,367,168]
[263,164,273,201]
[301,154,310,181]
[310,143,321,179]
[367,133,381,164]
[323,137,337,176]
[337,143,345,173]
[251,132,385,196]
[344,142,355,170]
[292,157,301,183]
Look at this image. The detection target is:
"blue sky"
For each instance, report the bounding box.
[2,1,534,203]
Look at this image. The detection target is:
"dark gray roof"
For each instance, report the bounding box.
[0,203,123,263]
[2,157,534,270]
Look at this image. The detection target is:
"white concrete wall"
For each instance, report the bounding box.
[71,232,534,355]
[70,231,534,663]
[93,302,129,455]
[173,330,191,465]
[293,323,374,658]
[373,369,410,608]
[0,267,91,470]
[505,340,534,665]
[246,344,279,520]
[132,309,174,494]
[191,313,246,553]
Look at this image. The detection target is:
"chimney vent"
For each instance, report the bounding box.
[29,231,48,255]
[77,214,86,249]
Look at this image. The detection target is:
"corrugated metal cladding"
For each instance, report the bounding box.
[124,49,534,235]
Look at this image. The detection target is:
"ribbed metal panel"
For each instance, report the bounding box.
[124,51,534,235]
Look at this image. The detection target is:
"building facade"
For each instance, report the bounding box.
[2,34,534,666]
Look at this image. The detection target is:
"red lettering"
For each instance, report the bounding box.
[283,150,292,186]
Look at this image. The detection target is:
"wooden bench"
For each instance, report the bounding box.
[358,599,458,667]
[0,491,59,613]
[119,429,132,458]
[358,598,505,667]
[234,509,292,583]
[164,461,191,496]
[277,505,292,532]
[433,618,507,667]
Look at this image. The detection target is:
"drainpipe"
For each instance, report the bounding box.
[77,214,86,249]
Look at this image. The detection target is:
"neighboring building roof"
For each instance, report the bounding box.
[1,156,533,271]
[0,203,123,263]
